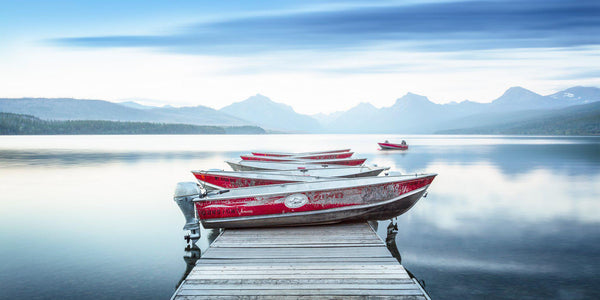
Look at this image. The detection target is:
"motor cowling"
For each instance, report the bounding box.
[174,182,201,243]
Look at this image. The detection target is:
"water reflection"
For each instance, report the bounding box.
[376,143,600,176]
[0,135,598,300]
[381,219,428,293]
[3,135,598,176]
[176,227,222,289]
[385,220,402,264]
[176,245,201,289]
[0,150,230,168]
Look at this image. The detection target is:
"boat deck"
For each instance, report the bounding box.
[172,222,430,299]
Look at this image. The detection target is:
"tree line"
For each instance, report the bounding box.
[0,112,265,135]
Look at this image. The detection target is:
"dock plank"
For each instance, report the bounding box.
[191,265,408,270]
[176,289,425,296]
[172,222,429,299]
[173,295,429,300]
[174,296,427,300]
[182,278,416,285]
[180,284,420,290]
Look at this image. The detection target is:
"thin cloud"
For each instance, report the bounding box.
[550,70,600,80]
[52,0,600,54]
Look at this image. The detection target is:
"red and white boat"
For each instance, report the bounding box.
[252,149,351,157]
[240,155,367,166]
[290,152,354,160]
[192,167,390,190]
[378,140,408,150]
[190,174,436,228]
[226,160,363,171]
[246,151,354,160]
[193,170,322,190]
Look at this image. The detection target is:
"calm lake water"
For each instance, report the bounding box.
[0,134,599,299]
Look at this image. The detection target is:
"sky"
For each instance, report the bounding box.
[0,0,599,114]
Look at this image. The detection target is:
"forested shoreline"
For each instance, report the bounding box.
[0,113,265,135]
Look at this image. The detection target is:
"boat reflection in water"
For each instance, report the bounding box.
[176,245,201,289]
[385,220,402,263]
[175,228,222,289]
[382,219,428,292]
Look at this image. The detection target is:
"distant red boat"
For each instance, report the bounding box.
[378,140,408,150]
[240,155,367,166]
[252,149,351,157]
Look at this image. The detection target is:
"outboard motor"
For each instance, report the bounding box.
[174,182,201,244]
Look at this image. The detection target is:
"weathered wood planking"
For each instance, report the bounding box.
[172,222,430,300]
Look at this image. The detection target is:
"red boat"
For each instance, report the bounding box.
[193,170,320,190]
[192,167,389,190]
[292,152,353,160]
[227,160,363,171]
[240,155,367,166]
[193,174,436,228]
[378,140,408,150]
[252,149,351,157]
[242,152,353,160]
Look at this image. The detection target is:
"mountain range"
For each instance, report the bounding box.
[0,98,248,126]
[220,94,321,132]
[0,86,599,134]
[437,101,600,135]
[317,86,600,133]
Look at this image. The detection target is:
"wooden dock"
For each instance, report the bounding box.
[172,222,430,299]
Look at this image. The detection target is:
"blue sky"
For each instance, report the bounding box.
[1,0,599,113]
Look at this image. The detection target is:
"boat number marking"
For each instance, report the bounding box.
[284,193,309,209]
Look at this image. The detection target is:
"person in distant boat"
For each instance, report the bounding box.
[401,140,406,145]
[385,140,389,143]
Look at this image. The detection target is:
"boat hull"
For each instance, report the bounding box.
[226,160,345,171]
[193,167,388,190]
[245,153,353,160]
[252,149,351,157]
[240,155,367,166]
[195,174,436,228]
[291,152,354,160]
[378,142,408,150]
[200,186,428,228]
